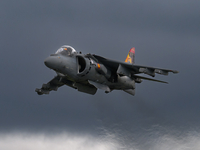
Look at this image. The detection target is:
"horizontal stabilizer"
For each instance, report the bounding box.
[134,75,168,84]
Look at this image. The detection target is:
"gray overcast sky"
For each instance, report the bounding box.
[0,1,200,149]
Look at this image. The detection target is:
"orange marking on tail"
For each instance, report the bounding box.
[125,47,135,64]
[125,54,132,63]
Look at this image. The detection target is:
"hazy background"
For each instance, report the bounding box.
[1,1,200,149]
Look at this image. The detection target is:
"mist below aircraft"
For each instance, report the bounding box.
[36,45,178,96]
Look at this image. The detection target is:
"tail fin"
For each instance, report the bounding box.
[125,47,135,64]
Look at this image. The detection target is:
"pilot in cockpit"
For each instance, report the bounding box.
[55,45,77,56]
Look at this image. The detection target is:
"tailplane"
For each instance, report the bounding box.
[125,47,135,64]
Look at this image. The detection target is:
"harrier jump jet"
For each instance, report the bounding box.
[35,45,178,96]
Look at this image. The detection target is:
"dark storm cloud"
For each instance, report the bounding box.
[1,1,200,149]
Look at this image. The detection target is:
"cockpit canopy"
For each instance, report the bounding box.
[55,45,77,56]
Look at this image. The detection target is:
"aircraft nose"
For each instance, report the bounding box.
[44,56,61,69]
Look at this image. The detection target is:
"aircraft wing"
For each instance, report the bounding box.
[92,54,178,77]
[35,76,74,95]
[36,75,97,95]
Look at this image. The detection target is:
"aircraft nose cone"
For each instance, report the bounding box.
[44,56,61,69]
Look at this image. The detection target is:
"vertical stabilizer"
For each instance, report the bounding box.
[125,47,135,64]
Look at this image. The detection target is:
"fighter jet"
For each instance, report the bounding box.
[35,45,178,96]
